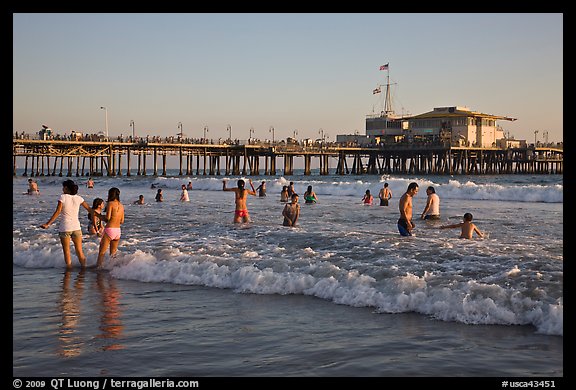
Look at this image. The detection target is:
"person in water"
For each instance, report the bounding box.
[88,198,105,237]
[439,212,483,239]
[282,193,300,227]
[27,178,40,194]
[421,186,441,220]
[280,186,289,202]
[378,182,392,206]
[180,184,190,202]
[223,178,256,223]
[255,181,267,197]
[303,185,318,204]
[95,187,125,269]
[398,182,419,236]
[40,179,93,268]
[362,189,373,205]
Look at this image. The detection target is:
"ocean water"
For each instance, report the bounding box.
[13,171,563,377]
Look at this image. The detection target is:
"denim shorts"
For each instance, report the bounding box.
[58,230,83,239]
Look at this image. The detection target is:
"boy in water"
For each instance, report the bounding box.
[223,178,256,223]
[282,193,300,227]
[439,213,483,239]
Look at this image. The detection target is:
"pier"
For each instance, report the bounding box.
[12,139,563,177]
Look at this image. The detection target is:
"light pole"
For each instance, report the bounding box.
[269,126,275,143]
[249,127,255,142]
[227,124,232,140]
[534,130,539,146]
[203,125,209,141]
[543,131,549,144]
[178,122,183,139]
[130,120,135,140]
[100,106,109,139]
[319,128,325,142]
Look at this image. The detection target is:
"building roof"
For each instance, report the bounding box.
[410,106,517,122]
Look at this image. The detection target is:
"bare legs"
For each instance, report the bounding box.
[59,234,87,269]
[97,234,120,269]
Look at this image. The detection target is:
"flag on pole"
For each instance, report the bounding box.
[373,87,381,94]
[379,63,389,71]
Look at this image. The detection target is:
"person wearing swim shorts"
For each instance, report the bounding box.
[223,178,256,223]
[398,182,419,236]
[378,182,392,206]
[96,187,125,269]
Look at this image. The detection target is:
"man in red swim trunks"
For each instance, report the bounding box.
[223,178,256,223]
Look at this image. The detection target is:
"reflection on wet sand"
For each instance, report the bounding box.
[96,271,124,351]
[57,269,85,357]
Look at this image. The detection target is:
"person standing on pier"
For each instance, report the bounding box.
[398,182,419,236]
[421,186,441,220]
[223,178,256,223]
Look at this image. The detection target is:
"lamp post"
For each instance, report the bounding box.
[249,127,255,144]
[227,124,232,140]
[130,120,135,140]
[203,125,209,142]
[100,106,109,139]
[543,131,549,144]
[269,126,275,143]
[319,128,325,142]
[178,122,183,139]
[534,130,539,146]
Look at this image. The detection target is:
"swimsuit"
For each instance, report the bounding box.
[380,198,389,206]
[305,196,316,204]
[397,218,413,237]
[235,209,248,218]
[104,227,121,240]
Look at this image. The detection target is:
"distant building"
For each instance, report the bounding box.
[365,106,517,147]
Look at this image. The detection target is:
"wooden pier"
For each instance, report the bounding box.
[12,139,563,177]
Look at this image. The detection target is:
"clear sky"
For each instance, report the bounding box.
[13,13,563,144]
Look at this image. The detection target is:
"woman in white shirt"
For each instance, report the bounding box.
[40,179,94,268]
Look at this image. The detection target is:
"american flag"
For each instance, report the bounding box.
[379,63,389,71]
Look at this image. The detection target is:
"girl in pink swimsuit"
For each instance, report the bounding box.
[96,187,125,269]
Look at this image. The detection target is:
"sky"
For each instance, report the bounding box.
[13,13,563,144]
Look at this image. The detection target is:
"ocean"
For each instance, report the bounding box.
[13,170,563,378]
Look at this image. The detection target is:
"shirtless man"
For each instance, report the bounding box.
[398,182,419,236]
[27,178,39,194]
[223,178,256,223]
[378,182,392,206]
[96,187,125,269]
[282,193,300,227]
[440,212,483,239]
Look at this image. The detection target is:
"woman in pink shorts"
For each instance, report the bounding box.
[96,187,125,269]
